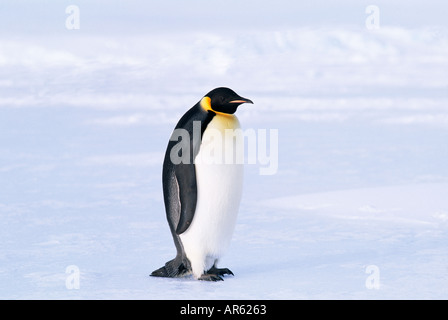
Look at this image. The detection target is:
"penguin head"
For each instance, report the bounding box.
[200,87,253,115]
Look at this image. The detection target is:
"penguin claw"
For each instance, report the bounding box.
[216,268,234,276]
[208,266,234,277]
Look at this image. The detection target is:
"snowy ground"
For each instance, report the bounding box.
[1,1,448,299]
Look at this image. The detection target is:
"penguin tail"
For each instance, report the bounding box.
[150,259,190,278]
[150,266,170,277]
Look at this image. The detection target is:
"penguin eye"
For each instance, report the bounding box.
[211,95,225,108]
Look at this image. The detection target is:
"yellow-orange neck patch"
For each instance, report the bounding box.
[200,96,213,112]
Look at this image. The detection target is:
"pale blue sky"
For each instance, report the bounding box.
[0,0,446,35]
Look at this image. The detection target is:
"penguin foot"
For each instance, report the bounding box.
[198,273,224,281]
[198,266,234,281]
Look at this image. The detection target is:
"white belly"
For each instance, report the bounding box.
[179,114,243,278]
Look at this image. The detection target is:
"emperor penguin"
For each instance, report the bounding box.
[151,87,253,281]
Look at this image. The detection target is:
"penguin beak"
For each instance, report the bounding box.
[229,98,253,104]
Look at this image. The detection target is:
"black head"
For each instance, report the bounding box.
[201,87,253,115]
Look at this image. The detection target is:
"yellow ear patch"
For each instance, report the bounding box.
[200,96,213,112]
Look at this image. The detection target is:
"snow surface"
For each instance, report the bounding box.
[1,1,448,299]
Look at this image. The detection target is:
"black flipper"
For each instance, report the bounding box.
[175,162,197,235]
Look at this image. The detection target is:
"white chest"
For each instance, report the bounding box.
[180,114,244,263]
